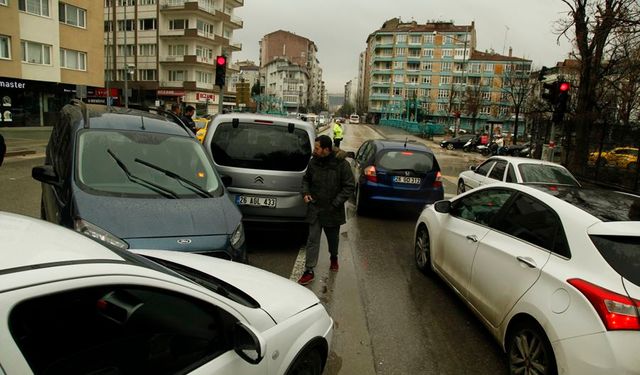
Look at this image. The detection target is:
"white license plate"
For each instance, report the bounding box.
[393,176,421,184]
[236,195,277,208]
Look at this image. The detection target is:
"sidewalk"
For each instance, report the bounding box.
[0,126,52,158]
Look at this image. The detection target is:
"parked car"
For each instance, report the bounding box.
[203,113,315,224]
[352,139,444,214]
[457,156,580,194]
[588,146,639,170]
[33,102,246,262]
[440,134,475,150]
[414,183,640,374]
[0,211,333,375]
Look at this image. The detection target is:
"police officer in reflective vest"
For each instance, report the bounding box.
[332,121,343,148]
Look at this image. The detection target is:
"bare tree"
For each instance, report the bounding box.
[556,0,640,172]
[464,80,484,133]
[501,62,534,144]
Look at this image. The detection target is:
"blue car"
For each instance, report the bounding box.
[352,139,444,214]
[33,102,246,262]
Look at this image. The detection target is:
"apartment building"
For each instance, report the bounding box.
[0,0,103,127]
[104,0,243,114]
[363,18,531,130]
[263,57,309,113]
[259,30,325,111]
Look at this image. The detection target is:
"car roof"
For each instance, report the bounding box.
[65,103,192,137]
[486,155,568,168]
[0,212,125,273]
[212,112,316,131]
[372,139,434,153]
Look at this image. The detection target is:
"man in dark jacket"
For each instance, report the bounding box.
[298,135,355,285]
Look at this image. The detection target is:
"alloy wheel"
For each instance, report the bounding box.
[508,324,556,375]
[415,227,431,273]
[446,143,454,150]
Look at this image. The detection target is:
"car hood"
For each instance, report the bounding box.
[133,249,320,323]
[73,187,241,238]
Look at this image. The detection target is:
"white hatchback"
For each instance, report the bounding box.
[0,212,333,375]
[414,183,639,374]
[457,156,580,194]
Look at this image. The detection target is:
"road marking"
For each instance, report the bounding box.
[290,246,306,281]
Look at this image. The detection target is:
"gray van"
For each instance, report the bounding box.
[202,113,315,223]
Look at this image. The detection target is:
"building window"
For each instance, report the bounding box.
[104,21,113,32]
[59,3,86,28]
[196,71,212,84]
[0,35,10,59]
[395,47,406,57]
[169,19,188,30]
[21,40,51,65]
[60,48,86,70]
[117,0,135,5]
[196,20,214,37]
[424,34,434,44]
[455,48,468,59]
[408,76,419,84]
[422,62,432,71]
[441,62,452,72]
[485,63,494,72]
[421,76,431,84]
[419,88,430,97]
[442,49,453,58]
[139,0,155,4]
[195,45,213,61]
[437,103,447,112]
[139,69,156,80]
[482,92,491,100]
[117,19,135,31]
[138,44,156,56]
[422,48,433,57]
[409,35,421,44]
[168,44,187,56]
[117,44,136,57]
[437,89,449,99]
[481,106,491,114]
[169,70,187,81]
[440,76,451,85]
[19,0,50,16]
[394,87,403,96]
[396,34,407,44]
[393,61,403,69]
[0,0,7,5]
[139,18,156,31]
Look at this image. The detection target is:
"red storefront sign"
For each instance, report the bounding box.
[157,90,185,97]
[196,92,217,102]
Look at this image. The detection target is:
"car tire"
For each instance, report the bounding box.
[446,143,454,150]
[355,185,368,216]
[414,225,432,274]
[286,348,323,375]
[507,320,557,375]
[457,180,466,195]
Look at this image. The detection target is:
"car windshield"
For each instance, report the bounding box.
[378,150,435,173]
[211,121,312,171]
[518,164,579,186]
[76,130,221,198]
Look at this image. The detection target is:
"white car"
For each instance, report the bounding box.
[413,183,639,374]
[457,156,580,194]
[0,212,333,375]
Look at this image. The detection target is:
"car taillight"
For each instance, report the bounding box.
[364,166,377,183]
[568,278,640,331]
[432,171,442,188]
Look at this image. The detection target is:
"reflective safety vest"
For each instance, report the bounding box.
[333,123,343,139]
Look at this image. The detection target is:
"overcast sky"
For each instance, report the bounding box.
[233,0,574,94]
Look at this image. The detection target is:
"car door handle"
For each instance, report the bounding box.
[466,235,478,242]
[517,256,537,269]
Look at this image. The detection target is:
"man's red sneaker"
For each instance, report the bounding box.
[297,271,314,285]
[330,257,339,272]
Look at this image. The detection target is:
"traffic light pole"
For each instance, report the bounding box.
[218,83,224,115]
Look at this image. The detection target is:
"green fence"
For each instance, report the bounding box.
[379,119,445,137]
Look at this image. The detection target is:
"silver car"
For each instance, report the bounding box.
[203,113,315,223]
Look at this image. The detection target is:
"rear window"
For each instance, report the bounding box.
[210,122,312,171]
[590,235,640,286]
[378,151,436,173]
[518,164,579,186]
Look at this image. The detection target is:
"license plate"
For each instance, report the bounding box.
[236,195,277,208]
[393,176,421,184]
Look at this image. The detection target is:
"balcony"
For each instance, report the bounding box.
[373,55,393,62]
[160,0,222,17]
[160,28,218,43]
[229,41,242,51]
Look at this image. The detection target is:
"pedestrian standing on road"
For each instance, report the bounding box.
[0,133,6,166]
[298,135,355,285]
[180,105,197,134]
[332,120,344,148]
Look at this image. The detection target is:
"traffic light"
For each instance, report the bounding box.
[537,66,549,81]
[552,81,571,122]
[542,81,559,105]
[215,55,227,87]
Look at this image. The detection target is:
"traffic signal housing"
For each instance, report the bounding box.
[542,81,559,105]
[215,55,227,87]
[552,81,571,122]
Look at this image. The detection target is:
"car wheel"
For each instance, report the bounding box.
[414,226,432,274]
[355,185,368,216]
[286,348,323,375]
[507,321,557,375]
[457,180,466,194]
[446,143,454,150]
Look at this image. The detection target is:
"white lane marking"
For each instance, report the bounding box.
[290,246,307,281]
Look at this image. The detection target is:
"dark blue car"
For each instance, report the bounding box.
[352,139,444,214]
[33,102,246,262]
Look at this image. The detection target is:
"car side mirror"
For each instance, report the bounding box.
[221,175,232,187]
[233,322,265,365]
[470,165,477,171]
[434,200,451,214]
[345,151,355,159]
[32,165,62,187]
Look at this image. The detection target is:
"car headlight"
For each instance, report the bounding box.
[74,218,129,249]
[230,222,245,250]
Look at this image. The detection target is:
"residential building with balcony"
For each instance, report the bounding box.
[104,0,243,114]
[262,57,309,114]
[0,0,104,127]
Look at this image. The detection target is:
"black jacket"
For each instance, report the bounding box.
[302,151,355,225]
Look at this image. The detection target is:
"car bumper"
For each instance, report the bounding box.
[553,331,640,374]
[361,183,444,207]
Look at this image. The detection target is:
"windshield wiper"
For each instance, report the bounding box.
[107,149,179,199]
[134,158,213,198]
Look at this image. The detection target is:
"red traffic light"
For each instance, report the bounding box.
[216,56,226,66]
[559,82,570,92]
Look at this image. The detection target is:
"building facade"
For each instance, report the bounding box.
[104,0,243,114]
[262,57,309,114]
[0,0,104,127]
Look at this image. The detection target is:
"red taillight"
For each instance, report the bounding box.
[364,166,377,183]
[432,171,442,188]
[568,278,640,331]
[401,151,414,156]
